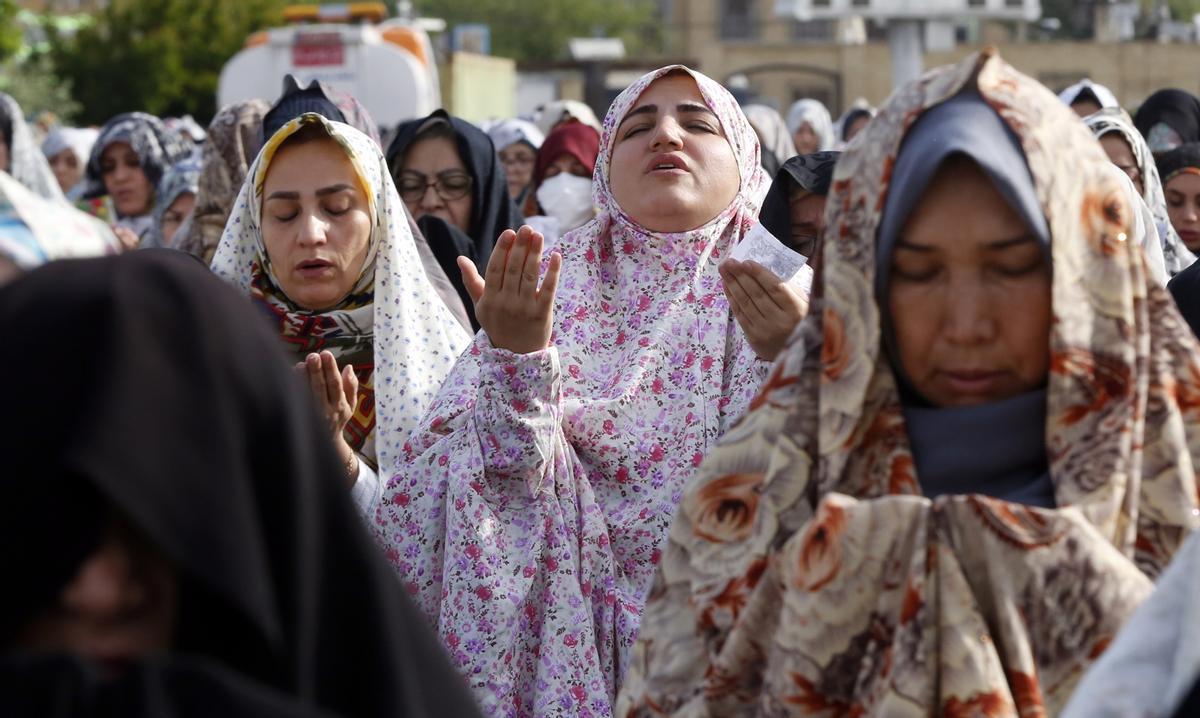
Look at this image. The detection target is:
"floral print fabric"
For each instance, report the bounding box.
[211,114,472,469]
[372,65,770,717]
[618,50,1200,716]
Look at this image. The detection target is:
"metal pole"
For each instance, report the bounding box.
[887,19,923,90]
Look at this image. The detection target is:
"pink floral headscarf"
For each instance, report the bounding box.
[372,65,770,716]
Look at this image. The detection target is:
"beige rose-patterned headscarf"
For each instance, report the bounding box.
[619,50,1200,717]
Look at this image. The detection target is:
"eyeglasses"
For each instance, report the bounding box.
[397,170,473,203]
[499,153,535,168]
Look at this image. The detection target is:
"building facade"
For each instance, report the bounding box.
[664,0,1200,116]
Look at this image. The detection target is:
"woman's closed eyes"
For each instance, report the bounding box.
[891,238,1045,284]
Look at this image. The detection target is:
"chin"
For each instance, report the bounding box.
[284,284,340,312]
[116,201,146,217]
[628,197,705,233]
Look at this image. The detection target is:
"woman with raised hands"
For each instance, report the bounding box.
[372,65,805,715]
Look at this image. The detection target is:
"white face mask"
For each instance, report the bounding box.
[536,173,594,232]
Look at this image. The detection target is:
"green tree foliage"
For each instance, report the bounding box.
[49,0,284,126]
[412,0,664,63]
[0,0,21,63]
[1167,0,1200,21]
[0,53,81,122]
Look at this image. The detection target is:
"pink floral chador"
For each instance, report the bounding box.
[373,66,771,716]
[618,50,1200,716]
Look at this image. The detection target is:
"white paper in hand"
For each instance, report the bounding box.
[728,222,814,297]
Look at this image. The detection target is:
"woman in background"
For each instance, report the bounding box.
[83,112,193,249]
[489,118,544,208]
[0,93,65,203]
[1135,88,1200,155]
[521,121,601,241]
[41,126,98,200]
[743,104,796,176]
[177,100,270,264]
[785,98,834,155]
[388,109,522,328]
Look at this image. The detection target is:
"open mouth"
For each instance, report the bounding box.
[647,154,688,174]
[296,259,334,275]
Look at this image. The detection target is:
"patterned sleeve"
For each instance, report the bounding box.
[374,338,632,715]
[473,343,564,493]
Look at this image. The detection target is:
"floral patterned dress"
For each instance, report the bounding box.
[618,50,1200,717]
[372,66,771,717]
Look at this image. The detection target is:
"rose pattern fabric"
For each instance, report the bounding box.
[371,65,771,717]
[618,50,1200,717]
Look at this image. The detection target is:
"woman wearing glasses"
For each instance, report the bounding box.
[387,110,523,329]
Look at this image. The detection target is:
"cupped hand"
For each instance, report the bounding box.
[459,224,562,354]
[720,259,809,361]
[295,351,361,483]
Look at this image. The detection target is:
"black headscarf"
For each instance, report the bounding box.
[386,109,523,329]
[0,99,11,151]
[1157,142,1200,184]
[757,151,840,250]
[0,250,482,718]
[1169,260,1200,339]
[1135,89,1200,152]
[261,75,347,142]
[387,110,522,264]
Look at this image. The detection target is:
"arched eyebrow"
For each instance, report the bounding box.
[616,102,719,134]
[265,184,355,202]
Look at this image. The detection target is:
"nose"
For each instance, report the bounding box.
[1186,200,1200,224]
[648,117,684,152]
[941,281,996,346]
[296,211,330,247]
[60,539,143,618]
[112,162,137,186]
[419,183,445,213]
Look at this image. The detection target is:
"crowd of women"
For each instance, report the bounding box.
[7,49,1200,717]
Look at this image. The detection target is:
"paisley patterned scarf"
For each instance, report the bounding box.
[620,49,1200,717]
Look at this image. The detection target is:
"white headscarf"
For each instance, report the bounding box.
[212,114,472,460]
[1059,78,1120,110]
[0,93,66,203]
[1086,107,1197,276]
[785,98,835,151]
[40,127,99,199]
[743,103,797,164]
[486,118,544,153]
[535,99,602,137]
